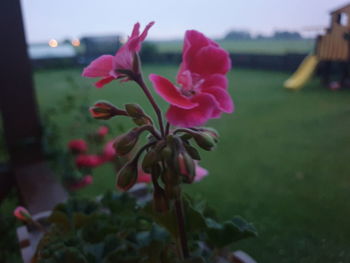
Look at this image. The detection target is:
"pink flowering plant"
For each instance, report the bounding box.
[30,22,256,263]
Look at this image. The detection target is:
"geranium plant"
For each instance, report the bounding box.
[20,22,257,263]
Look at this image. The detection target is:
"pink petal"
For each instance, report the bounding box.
[191,46,231,75]
[131,22,140,38]
[182,30,213,60]
[83,175,94,185]
[128,21,155,52]
[137,169,152,183]
[97,126,109,137]
[202,74,228,90]
[69,175,93,191]
[210,108,222,119]
[113,45,133,72]
[75,154,105,168]
[14,207,30,221]
[82,55,114,77]
[194,163,208,182]
[102,140,117,161]
[139,21,155,41]
[203,86,234,113]
[166,93,217,127]
[149,74,198,109]
[68,139,88,153]
[95,76,114,88]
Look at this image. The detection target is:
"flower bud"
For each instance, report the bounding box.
[113,127,144,156]
[160,146,173,162]
[14,206,31,221]
[142,149,159,173]
[177,152,196,183]
[116,160,138,191]
[125,104,152,126]
[69,175,94,191]
[68,139,88,154]
[183,143,201,160]
[125,103,144,118]
[197,127,219,143]
[75,154,105,168]
[89,101,127,120]
[192,132,216,151]
[97,126,109,137]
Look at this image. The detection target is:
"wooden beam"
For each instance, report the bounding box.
[0,0,43,165]
[0,0,67,213]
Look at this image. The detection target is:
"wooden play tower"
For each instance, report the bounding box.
[316,3,350,86]
[316,3,350,61]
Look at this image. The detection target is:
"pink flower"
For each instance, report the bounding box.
[14,206,31,221]
[97,126,109,137]
[82,22,155,88]
[68,139,88,153]
[69,175,94,191]
[150,30,233,127]
[75,154,105,168]
[101,140,117,161]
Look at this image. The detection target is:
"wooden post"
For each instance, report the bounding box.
[0,0,67,213]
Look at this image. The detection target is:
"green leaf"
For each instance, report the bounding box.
[205,216,257,248]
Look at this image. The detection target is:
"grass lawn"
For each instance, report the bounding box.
[16,65,350,262]
[153,39,315,55]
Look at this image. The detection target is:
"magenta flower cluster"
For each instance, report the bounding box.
[83,22,233,127]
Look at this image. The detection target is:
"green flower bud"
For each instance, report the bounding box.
[177,152,196,183]
[116,160,138,191]
[142,149,159,173]
[198,127,219,143]
[89,101,127,120]
[183,143,201,160]
[114,126,148,156]
[160,146,173,162]
[125,103,152,126]
[192,132,216,151]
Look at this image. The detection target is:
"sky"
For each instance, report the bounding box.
[21,0,349,43]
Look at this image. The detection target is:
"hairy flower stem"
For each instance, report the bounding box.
[134,74,165,137]
[175,196,189,259]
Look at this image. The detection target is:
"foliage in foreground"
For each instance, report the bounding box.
[33,191,256,263]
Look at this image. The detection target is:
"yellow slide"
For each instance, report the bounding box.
[284,55,319,90]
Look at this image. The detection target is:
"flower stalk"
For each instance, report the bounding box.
[134,73,165,137]
[82,21,233,261]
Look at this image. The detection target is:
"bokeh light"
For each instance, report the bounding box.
[71,38,80,47]
[48,39,58,48]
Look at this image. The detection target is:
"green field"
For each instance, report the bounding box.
[4,65,350,262]
[153,39,315,55]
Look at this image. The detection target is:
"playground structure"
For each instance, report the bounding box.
[284,3,350,90]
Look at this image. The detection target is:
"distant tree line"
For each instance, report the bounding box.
[224,30,303,40]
